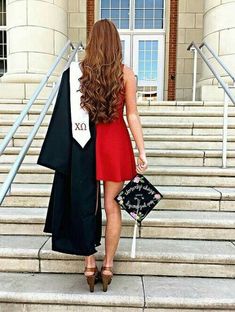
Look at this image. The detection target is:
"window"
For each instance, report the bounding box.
[0,0,7,76]
[100,0,164,30]
[101,0,130,29]
[135,0,164,29]
[138,40,158,81]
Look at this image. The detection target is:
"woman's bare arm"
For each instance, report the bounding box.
[123,65,148,173]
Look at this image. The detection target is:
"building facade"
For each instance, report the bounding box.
[1,0,235,101]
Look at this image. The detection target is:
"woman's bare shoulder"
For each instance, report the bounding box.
[123,64,135,85]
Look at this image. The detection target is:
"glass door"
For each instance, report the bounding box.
[133,34,164,100]
[100,0,165,100]
[120,35,131,66]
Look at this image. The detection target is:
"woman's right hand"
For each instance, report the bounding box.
[136,152,148,174]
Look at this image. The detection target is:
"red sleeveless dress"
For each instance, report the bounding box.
[95,65,137,182]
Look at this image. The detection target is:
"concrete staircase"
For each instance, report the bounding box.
[0,99,235,311]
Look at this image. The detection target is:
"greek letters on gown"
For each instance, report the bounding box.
[37,63,102,256]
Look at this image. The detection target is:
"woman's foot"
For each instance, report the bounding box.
[84,255,99,292]
[101,257,114,291]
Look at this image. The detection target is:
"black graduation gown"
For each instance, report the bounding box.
[37,66,102,256]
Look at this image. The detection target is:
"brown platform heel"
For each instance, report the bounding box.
[100,265,113,292]
[84,265,99,292]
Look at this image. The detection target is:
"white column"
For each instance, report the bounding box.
[2,0,68,83]
[199,0,235,100]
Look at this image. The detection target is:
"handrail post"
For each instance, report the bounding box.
[191,46,198,101]
[222,84,229,168]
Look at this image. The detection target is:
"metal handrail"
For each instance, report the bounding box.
[187,41,235,169]
[187,41,235,105]
[199,41,235,84]
[0,40,83,205]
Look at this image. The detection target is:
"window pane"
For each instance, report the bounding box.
[145,41,152,50]
[121,0,129,8]
[139,61,145,71]
[145,51,151,60]
[102,0,110,8]
[139,41,145,50]
[112,19,119,28]
[145,9,153,18]
[154,9,163,18]
[145,19,154,29]
[111,0,119,8]
[111,9,119,18]
[156,0,164,7]
[135,0,143,8]
[0,44,3,57]
[139,71,145,80]
[135,9,143,18]
[135,19,143,29]
[121,9,129,18]
[120,19,129,29]
[139,50,145,59]
[145,0,154,8]
[154,19,163,28]
[101,9,110,18]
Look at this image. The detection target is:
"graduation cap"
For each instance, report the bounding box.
[114,173,163,258]
[69,61,91,148]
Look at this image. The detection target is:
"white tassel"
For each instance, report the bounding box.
[130,220,138,258]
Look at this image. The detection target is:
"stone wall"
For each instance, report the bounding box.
[176,0,204,100]
[68,0,86,47]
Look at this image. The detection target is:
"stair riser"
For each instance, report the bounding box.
[0,303,139,312]
[0,303,232,312]
[1,222,235,240]
[144,142,235,149]
[142,128,235,135]
[0,105,233,114]
[1,197,234,212]
[4,138,235,150]
[1,173,235,187]
[0,257,234,278]
[2,127,235,137]
[2,113,235,123]
[1,154,235,166]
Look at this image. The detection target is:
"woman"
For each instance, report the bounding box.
[79,18,148,292]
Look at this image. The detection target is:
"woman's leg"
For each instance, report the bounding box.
[102,180,124,274]
[84,254,96,276]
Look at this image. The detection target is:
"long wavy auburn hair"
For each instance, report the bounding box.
[78,19,125,124]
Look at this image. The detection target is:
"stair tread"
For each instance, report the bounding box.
[0,272,235,308]
[0,235,235,263]
[2,106,235,116]
[1,163,235,176]
[2,183,235,199]
[1,207,235,227]
[1,119,235,128]
[0,272,143,307]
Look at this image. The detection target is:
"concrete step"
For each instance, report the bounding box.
[0,273,235,311]
[0,98,234,106]
[1,146,235,167]
[1,207,235,240]
[1,105,235,120]
[0,235,235,277]
[2,114,235,125]
[1,120,235,136]
[2,183,234,211]
[1,164,235,187]
[2,130,235,149]
[1,104,235,115]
